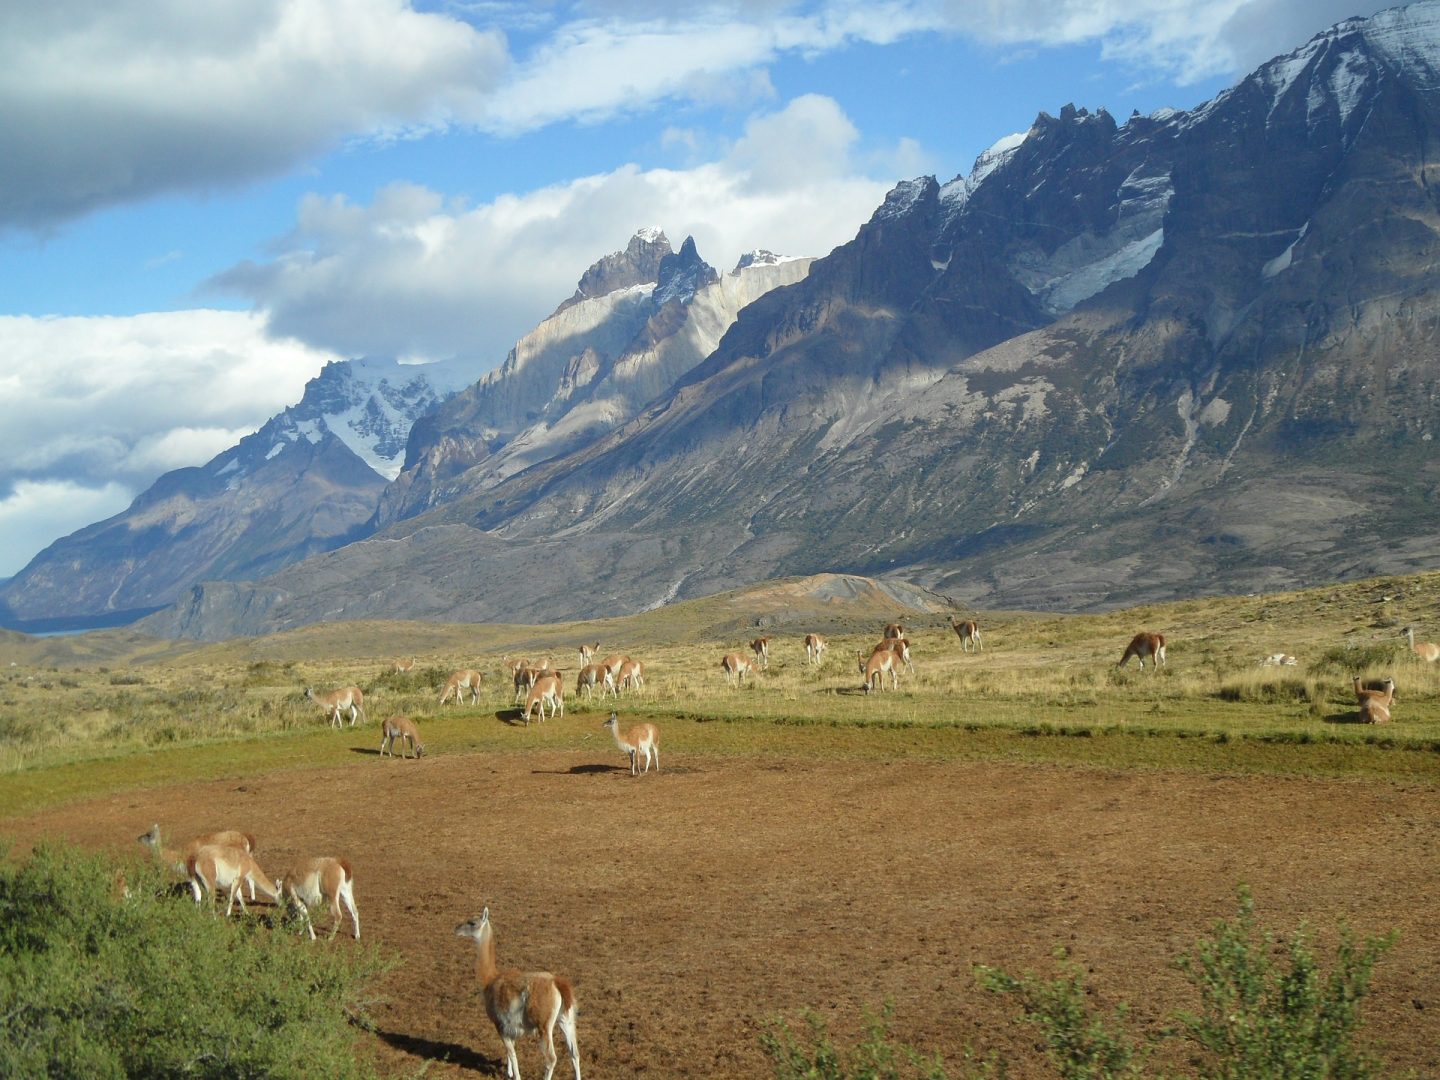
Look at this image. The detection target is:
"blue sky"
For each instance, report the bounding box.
[0,0,1389,576]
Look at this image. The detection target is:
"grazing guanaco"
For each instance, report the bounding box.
[139,823,260,900]
[599,654,629,681]
[513,665,539,703]
[950,616,982,653]
[575,663,615,700]
[749,636,772,669]
[616,658,645,693]
[859,646,900,693]
[379,715,425,759]
[275,856,359,940]
[306,685,366,727]
[578,643,599,665]
[804,633,827,665]
[187,844,281,915]
[455,908,581,1080]
[603,712,660,776]
[1259,653,1298,666]
[1403,626,1440,663]
[721,653,754,685]
[392,657,417,674]
[439,669,485,706]
[1117,633,1166,671]
[523,673,564,723]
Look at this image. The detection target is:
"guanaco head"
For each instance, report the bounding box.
[137,823,161,851]
[455,907,492,940]
[602,712,618,732]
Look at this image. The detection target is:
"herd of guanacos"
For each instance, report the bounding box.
[296,618,1440,768]
[133,618,1438,1079]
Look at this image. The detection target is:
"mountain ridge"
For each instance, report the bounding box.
[103,3,1440,637]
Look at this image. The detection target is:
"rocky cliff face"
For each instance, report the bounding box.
[139,3,1440,639]
[376,232,812,524]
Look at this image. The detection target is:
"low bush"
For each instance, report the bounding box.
[0,841,389,1079]
[1214,673,1314,704]
[762,1001,987,1080]
[1308,642,1403,675]
[767,890,1395,1079]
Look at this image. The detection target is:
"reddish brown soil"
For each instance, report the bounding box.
[6,747,1440,1078]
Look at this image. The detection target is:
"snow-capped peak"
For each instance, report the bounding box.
[938,131,1029,216]
[733,249,800,271]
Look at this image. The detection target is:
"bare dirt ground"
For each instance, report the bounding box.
[6,743,1440,1078]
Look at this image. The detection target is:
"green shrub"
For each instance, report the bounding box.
[777,893,1396,1079]
[977,956,1142,1079]
[1175,887,1395,1079]
[371,666,449,695]
[761,1001,980,1080]
[1214,675,1314,704]
[0,842,389,1079]
[1308,642,1402,675]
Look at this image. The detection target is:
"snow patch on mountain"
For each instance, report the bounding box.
[1263,222,1310,278]
[1365,1,1440,79]
[1011,164,1172,315]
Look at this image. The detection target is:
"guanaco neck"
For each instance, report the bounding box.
[473,926,499,987]
[607,721,632,753]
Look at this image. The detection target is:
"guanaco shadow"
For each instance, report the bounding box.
[374,1028,499,1075]
[348,747,383,756]
[1321,710,1373,725]
[496,708,545,726]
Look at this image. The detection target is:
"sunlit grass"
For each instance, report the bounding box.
[2,569,1440,820]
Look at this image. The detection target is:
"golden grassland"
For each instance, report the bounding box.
[2,569,1439,821]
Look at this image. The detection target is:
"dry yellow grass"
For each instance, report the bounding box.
[1,569,1438,806]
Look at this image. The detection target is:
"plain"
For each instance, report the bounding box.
[2,570,1439,1076]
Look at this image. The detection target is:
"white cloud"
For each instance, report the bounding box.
[210,95,899,365]
[479,3,944,132]
[0,311,344,571]
[0,480,133,578]
[938,0,1389,84]
[1,0,1382,232]
[0,0,507,229]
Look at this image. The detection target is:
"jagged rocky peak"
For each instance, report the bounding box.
[871,175,941,223]
[557,227,673,313]
[654,235,718,306]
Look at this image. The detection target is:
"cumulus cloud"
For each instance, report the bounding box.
[209,95,906,365]
[0,0,507,229]
[2,1,1381,231]
[0,311,343,574]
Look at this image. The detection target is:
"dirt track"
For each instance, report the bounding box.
[6,741,1440,1078]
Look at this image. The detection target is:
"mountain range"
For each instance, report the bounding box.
[9,1,1440,639]
[0,232,811,631]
